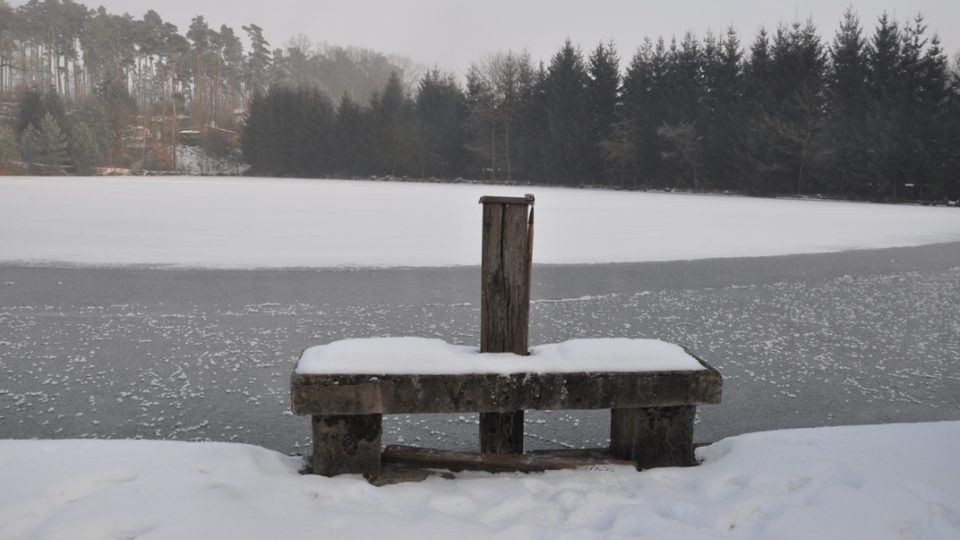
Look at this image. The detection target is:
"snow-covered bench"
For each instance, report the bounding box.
[290,337,722,478]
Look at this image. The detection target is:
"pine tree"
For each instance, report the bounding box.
[242,24,272,97]
[763,20,827,194]
[513,61,550,183]
[945,62,960,200]
[827,8,871,196]
[20,113,68,172]
[656,33,706,189]
[544,39,590,185]
[16,89,65,139]
[464,67,497,180]
[905,22,951,200]
[586,42,620,185]
[240,85,336,177]
[374,71,418,176]
[669,32,703,124]
[0,125,19,168]
[69,120,102,175]
[416,70,469,178]
[606,42,650,187]
[701,28,747,191]
[613,38,672,188]
[333,93,373,177]
[864,13,908,199]
[93,78,138,162]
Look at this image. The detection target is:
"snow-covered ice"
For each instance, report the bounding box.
[1,176,959,268]
[1,421,957,539]
[296,337,706,374]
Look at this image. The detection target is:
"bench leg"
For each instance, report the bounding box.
[479,411,524,454]
[311,414,382,478]
[610,406,696,469]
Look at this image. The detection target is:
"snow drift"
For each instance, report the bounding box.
[1,421,957,539]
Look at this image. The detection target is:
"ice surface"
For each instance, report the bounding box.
[1,421,958,539]
[296,337,705,374]
[2,176,959,268]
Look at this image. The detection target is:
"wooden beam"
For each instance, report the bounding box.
[382,445,633,473]
[291,362,723,416]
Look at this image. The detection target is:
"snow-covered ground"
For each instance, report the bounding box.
[1,176,958,268]
[1,421,957,539]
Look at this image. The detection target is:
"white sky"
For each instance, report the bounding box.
[21,1,960,74]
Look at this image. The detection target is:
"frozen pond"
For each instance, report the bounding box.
[1,242,959,455]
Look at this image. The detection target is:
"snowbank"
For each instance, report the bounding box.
[1,421,958,539]
[296,337,705,374]
[1,176,959,268]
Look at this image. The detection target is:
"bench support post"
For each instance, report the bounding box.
[610,406,696,469]
[311,414,382,478]
[479,195,534,454]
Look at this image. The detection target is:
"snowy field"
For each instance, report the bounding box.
[1,421,957,539]
[1,176,959,268]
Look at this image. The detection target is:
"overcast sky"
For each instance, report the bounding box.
[51,1,960,74]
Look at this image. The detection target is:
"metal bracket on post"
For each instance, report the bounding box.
[478,194,535,454]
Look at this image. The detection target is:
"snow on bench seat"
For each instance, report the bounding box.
[291,337,720,416]
[295,337,707,375]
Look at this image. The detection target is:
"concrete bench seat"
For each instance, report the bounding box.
[291,337,723,478]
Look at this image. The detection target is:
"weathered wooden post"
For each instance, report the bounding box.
[311,413,382,477]
[478,194,534,454]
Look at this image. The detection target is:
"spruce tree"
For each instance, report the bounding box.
[616,38,671,188]
[69,121,102,175]
[916,35,960,200]
[895,16,955,201]
[827,8,871,196]
[946,61,960,199]
[374,71,418,176]
[334,93,374,177]
[16,90,66,140]
[657,33,705,189]
[764,21,827,194]
[416,70,469,178]
[608,42,651,187]
[0,126,19,168]
[514,61,550,183]
[20,113,69,173]
[702,28,747,191]
[544,39,590,185]
[865,13,903,199]
[586,42,620,185]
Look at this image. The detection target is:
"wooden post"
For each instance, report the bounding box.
[478,194,534,454]
[311,414,382,478]
[610,406,697,469]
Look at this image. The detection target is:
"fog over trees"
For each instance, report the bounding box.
[1,1,958,201]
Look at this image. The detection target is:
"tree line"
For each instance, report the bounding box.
[244,10,960,201]
[0,0,413,172]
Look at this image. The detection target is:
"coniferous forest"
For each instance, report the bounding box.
[1,2,959,202]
